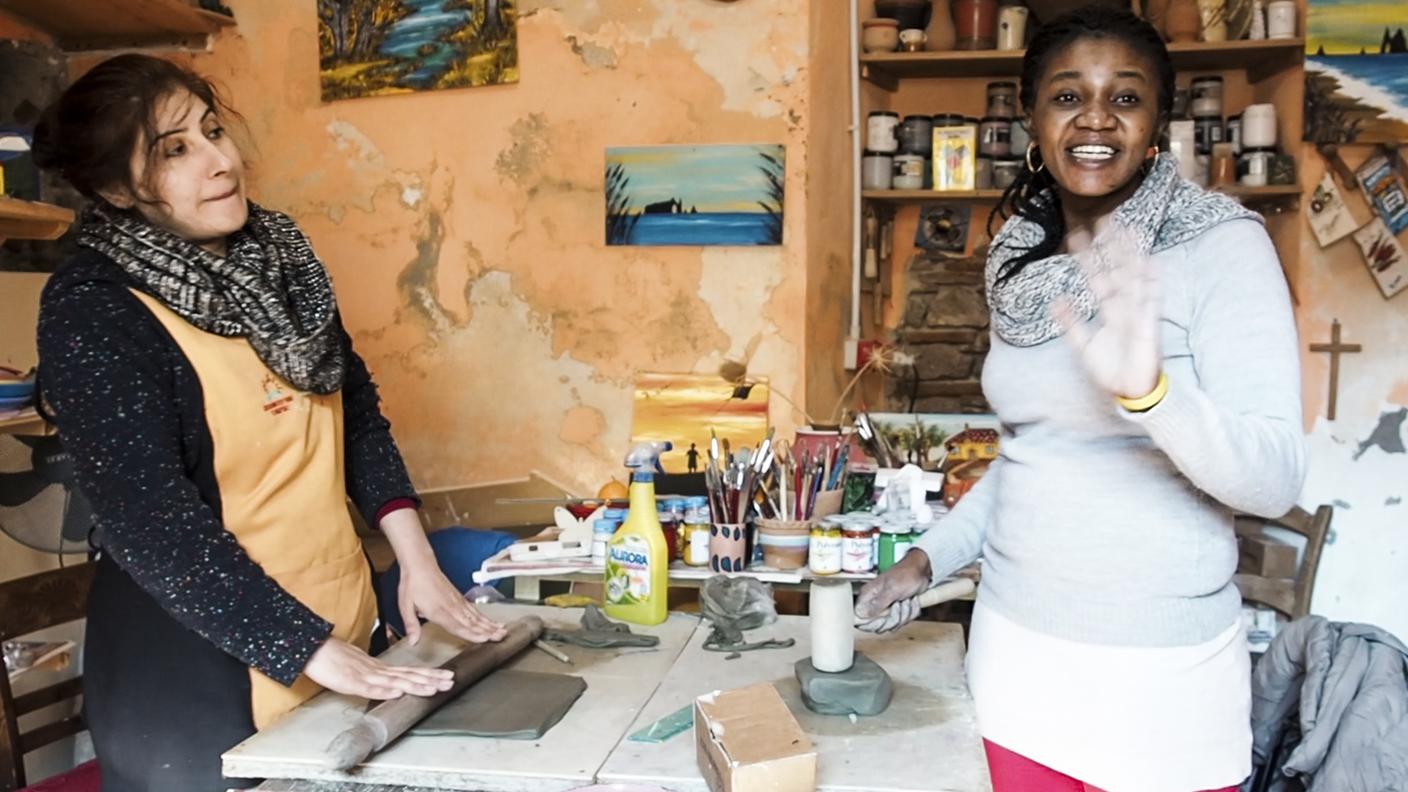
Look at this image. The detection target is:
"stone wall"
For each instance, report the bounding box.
[894,252,991,414]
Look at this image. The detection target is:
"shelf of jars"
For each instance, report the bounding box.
[860,37,1306,88]
[0,0,234,51]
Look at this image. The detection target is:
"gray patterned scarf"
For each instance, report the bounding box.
[78,202,347,394]
[986,153,1261,347]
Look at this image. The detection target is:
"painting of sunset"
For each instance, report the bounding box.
[630,373,770,475]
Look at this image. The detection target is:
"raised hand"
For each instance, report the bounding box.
[1052,223,1162,400]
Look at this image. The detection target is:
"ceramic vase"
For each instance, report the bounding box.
[927,0,959,51]
[1165,0,1202,43]
[1143,0,1172,38]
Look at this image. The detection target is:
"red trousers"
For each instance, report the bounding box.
[984,739,1241,792]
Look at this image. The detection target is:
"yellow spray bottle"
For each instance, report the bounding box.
[604,441,672,626]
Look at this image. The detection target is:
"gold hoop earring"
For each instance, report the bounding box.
[1025,142,1045,174]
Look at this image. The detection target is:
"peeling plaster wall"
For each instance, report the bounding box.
[97,0,821,495]
[1292,144,1408,640]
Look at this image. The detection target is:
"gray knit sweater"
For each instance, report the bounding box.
[915,217,1306,648]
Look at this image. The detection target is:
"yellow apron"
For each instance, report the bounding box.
[131,291,378,729]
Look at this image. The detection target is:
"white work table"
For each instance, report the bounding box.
[233,605,989,792]
[228,604,698,791]
[599,616,991,792]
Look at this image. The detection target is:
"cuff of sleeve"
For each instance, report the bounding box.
[1119,374,1208,454]
[262,618,334,687]
[375,497,419,525]
[913,528,973,585]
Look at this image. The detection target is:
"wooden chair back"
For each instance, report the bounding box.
[0,563,94,791]
[1234,505,1332,620]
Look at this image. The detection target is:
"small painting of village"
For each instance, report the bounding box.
[1304,0,1408,143]
[318,0,518,102]
[605,145,785,247]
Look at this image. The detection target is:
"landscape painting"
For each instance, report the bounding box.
[318,0,518,102]
[1304,0,1408,143]
[605,145,785,246]
[630,373,770,476]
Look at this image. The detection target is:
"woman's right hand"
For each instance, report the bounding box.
[303,637,454,700]
[853,549,933,633]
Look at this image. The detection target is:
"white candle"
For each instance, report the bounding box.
[810,580,856,673]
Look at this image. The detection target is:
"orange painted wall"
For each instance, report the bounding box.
[96,0,834,495]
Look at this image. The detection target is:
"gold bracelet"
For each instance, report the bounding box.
[1116,372,1170,413]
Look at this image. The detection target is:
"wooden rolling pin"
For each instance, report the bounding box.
[323,615,545,771]
[914,576,976,609]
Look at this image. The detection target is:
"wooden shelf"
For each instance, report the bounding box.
[862,38,1305,89]
[864,189,1006,203]
[0,410,51,437]
[0,0,234,51]
[0,196,75,243]
[1213,183,1302,204]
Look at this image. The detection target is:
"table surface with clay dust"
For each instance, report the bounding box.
[233,607,988,792]
[226,604,698,792]
[598,616,990,792]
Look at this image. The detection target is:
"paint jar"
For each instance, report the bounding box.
[932,115,977,191]
[976,155,994,189]
[877,523,914,572]
[1189,76,1224,118]
[867,111,901,152]
[710,522,749,573]
[1226,115,1243,155]
[757,519,811,570]
[1242,103,1278,149]
[592,519,620,565]
[992,157,1022,189]
[1266,0,1295,38]
[808,522,844,575]
[657,501,681,563]
[809,580,855,673]
[1194,115,1224,156]
[1168,119,1197,180]
[892,153,926,190]
[1210,142,1237,187]
[841,523,875,573]
[1240,147,1273,187]
[985,81,1018,118]
[996,1,1028,50]
[684,496,712,567]
[979,116,1012,157]
[862,151,894,190]
[898,115,934,155]
[954,0,997,49]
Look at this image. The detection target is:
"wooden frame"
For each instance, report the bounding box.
[0,562,94,791]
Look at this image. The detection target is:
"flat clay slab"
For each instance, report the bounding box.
[409,669,588,740]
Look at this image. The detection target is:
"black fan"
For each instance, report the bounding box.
[0,435,92,554]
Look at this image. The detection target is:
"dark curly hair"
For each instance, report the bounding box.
[988,5,1174,282]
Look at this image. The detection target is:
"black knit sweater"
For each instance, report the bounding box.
[36,248,418,686]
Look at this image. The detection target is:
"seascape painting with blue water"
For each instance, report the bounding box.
[1305,0,1408,143]
[605,145,786,246]
[318,0,517,102]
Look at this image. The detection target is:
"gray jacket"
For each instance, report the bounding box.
[1245,616,1408,792]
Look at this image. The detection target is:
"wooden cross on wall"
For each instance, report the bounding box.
[1309,319,1361,421]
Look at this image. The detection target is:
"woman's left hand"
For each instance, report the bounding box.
[1053,224,1163,399]
[397,562,508,646]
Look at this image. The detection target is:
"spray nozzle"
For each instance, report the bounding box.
[624,441,673,480]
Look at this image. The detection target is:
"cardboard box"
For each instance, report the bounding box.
[694,683,817,792]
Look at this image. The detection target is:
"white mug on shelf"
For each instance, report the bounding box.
[1266,0,1296,39]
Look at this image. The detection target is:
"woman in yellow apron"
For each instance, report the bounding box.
[33,54,506,791]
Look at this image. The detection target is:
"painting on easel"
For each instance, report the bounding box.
[1304,0,1408,143]
[605,145,786,246]
[317,0,518,102]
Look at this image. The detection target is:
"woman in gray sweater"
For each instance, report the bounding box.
[855,7,1306,792]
